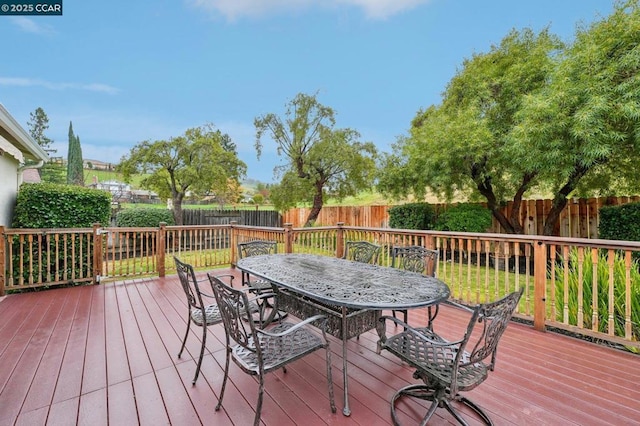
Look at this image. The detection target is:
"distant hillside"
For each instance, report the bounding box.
[84,159,117,171]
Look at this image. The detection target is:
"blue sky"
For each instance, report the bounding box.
[1,0,614,182]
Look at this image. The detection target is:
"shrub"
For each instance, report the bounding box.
[388,203,435,230]
[10,183,111,287]
[434,203,492,233]
[554,248,640,352]
[599,203,640,242]
[116,208,175,227]
[12,182,111,228]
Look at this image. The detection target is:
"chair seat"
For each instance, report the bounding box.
[190,304,221,326]
[384,327,488,390]
[247,279,273,292]
[191,300,260,327]
[232,322,325,373]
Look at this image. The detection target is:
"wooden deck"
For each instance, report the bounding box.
[1,270,639,426]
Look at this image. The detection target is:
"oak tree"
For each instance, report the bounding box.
[117,125,246,225]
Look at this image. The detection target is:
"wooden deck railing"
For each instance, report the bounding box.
[1,223,638,351]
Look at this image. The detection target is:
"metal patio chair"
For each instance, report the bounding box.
[237,240,286,321]
[174,256,225,385]
[377,289,523,426]
[208,273,336,426]
[343,240,381,264]
[237,240,278,291]
[391,245,440,326]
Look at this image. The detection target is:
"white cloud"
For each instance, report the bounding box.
[0,77,120,94]
[189,0,430,20]
[10,16,55,34]
[338,0,429,19]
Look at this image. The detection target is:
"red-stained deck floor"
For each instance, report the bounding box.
[1,270,639,426]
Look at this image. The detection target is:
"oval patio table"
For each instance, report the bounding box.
[236,253,451,416]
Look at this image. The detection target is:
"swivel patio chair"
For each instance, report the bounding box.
[174,256,225,385]
[343,240,381,264]
[208,273,336,426]
[391,245,440,326]
[237,240,286,321]
[377,289,523,426]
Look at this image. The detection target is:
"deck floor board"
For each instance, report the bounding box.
[1,272,639,425]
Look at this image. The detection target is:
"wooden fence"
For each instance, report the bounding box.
[182,209,282,227]
[282,196,640,238]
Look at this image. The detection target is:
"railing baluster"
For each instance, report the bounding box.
[1,223,638,351]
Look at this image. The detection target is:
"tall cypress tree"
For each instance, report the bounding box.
[66,121,84,186]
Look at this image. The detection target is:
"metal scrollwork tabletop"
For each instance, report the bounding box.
[236,253,450,310]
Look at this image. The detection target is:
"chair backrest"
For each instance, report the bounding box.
[458,288,523,371]
[208,273,259,353]
[237,240,278,259]
[343,241,381,264]
[391,246,439,277]
[174,256,205,311]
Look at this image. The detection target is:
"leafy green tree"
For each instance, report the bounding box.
[252,194,265,205]
[255,93,377,226]
[379,28,561,234]
[28,107,53,151]
[117,124,246,225]
[26,107,65,183]
[66,121,84,186]
[220,133,237,154]
[513,0,640,235]
[381,2,640,236]
[255,182,271,202]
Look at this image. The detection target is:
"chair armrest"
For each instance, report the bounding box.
[204,274,235,285]
[379,315,463,347]
[379,314,411,329]
[257,314,327,337]
[204,274,236,295]
[442,299,474,313]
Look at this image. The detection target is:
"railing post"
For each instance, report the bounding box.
[92,223,102,284]
[284,223,293,253]
[533,241,547,331]
[336,222,345,258]
[230,221,238,268]
[158,222,166,278]
[0,226,5,296]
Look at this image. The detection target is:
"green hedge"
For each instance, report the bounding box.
[10,183,111,287]
[116,208,175,227]
[434,203,493,233]
[12,183,111,228]
[388,203,435,230]
[599,203,640,242]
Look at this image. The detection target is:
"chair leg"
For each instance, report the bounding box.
[454,395,493,425]
[178,316,191,358]
[325,346,337,413]
[215,347,231,412]
[253,373,265,426]
[390,383,440,426]
[192,324,206,385]
[427,304,439,330]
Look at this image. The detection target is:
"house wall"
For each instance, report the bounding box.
[0,153,19,227]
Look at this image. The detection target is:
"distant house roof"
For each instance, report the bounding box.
[0,104,49,163]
